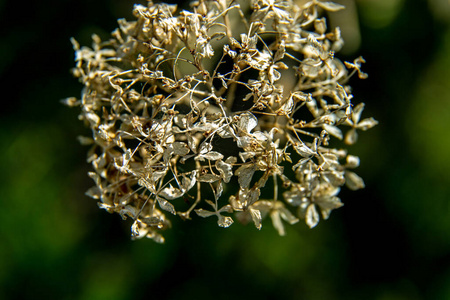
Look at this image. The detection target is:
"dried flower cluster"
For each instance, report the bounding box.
[65,0,377,243]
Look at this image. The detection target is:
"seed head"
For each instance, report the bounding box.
[66,0,377,242]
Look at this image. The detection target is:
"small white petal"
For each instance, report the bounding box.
[352,103,365,124]
[195,208,216,218]
[345,171,365,190]
[84,112,100,126]
[323,124,343,140]
[279,97,294,115]
[216,160,233,183]
[131,220,144,238]
[345,128,358,145]
[218,215,234,228]
[157,197,176,215]
[294,143,315,157]
[150,170,167,183]
[118,205,138,220]
[86,186,101,199]
[346,155,360,168]
[237,112,258,134]
[215,182,224,201]
[271,211,286,236]
[357,118,378,131]
[247,187,261,207]
[236,164,256,189]
[302,58,321,77]
[138,178,153,191]
[198,151,224,161]
[315,196,343,220]
[173,142,190,156]
[218,204,233,214]
[239,151,257,162]
[198,174,221,183]
[198,141,213,155]
[323,171,345,186]
[317,1,345,11]
[77,136,94,145]
[250,208,262,230]
[279,205,299,225]
[159,184,184,200]
[181,171,197,192]
[306,204,320,228]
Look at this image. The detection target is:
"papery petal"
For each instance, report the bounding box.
[198,174,221,183]
[77,136,94,145]
[215,182,223,200]
[317,1,345,11]
[151,170,167,183]
[305,204,320,228]
[357,117,378,130]
[323,124,343,140]
[157,197,176,215]
[173,142,190,156]
[271,211,286,236]
[279,97,294,115]
[346,155,360,168]
[131,220,145,238]
[352,103,365,124]
[302,58,321,77]
[283,190,305,206]
[216,160,233,183]
[279,205,299,225]
[198,141,213,155]
[218,204,233,214]
[146,231,165,244]
[323,170,345,186]
[84,112,100,126]
[195,208,216,218]
[314,18,327,35]
[159,184,184,200]
[345,171,365,190]
[236,164,256,188]
[86,186,101,199]
[291,91,313,102]
[345,128,358,145]
[292,158,311,171]
[250,208,262,230]
[138,178,154,191]
[181,171,197,192]
[237,112,258,134]
[217,125,234,138]
[294,143,315,157]
[315,196,343,220]
[268,66,281,83]
[97,202,114,213]
[118,205,138,220]
[218,215,234,228]
[239,151,257,162]
[163,145,174,164]
[247,187,261,207]
[198,151,224,161]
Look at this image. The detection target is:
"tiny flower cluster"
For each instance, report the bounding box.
[65,0,377,242]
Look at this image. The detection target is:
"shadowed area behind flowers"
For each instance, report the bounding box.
[0,0,449,299]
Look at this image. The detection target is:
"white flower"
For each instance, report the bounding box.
[195,200,234,228]
[345,103,378,144]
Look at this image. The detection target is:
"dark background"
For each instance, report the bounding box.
[1,0,449,299]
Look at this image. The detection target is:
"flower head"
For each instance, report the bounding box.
[66,0,376,242]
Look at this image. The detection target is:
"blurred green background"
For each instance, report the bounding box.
[0,0,449,299]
